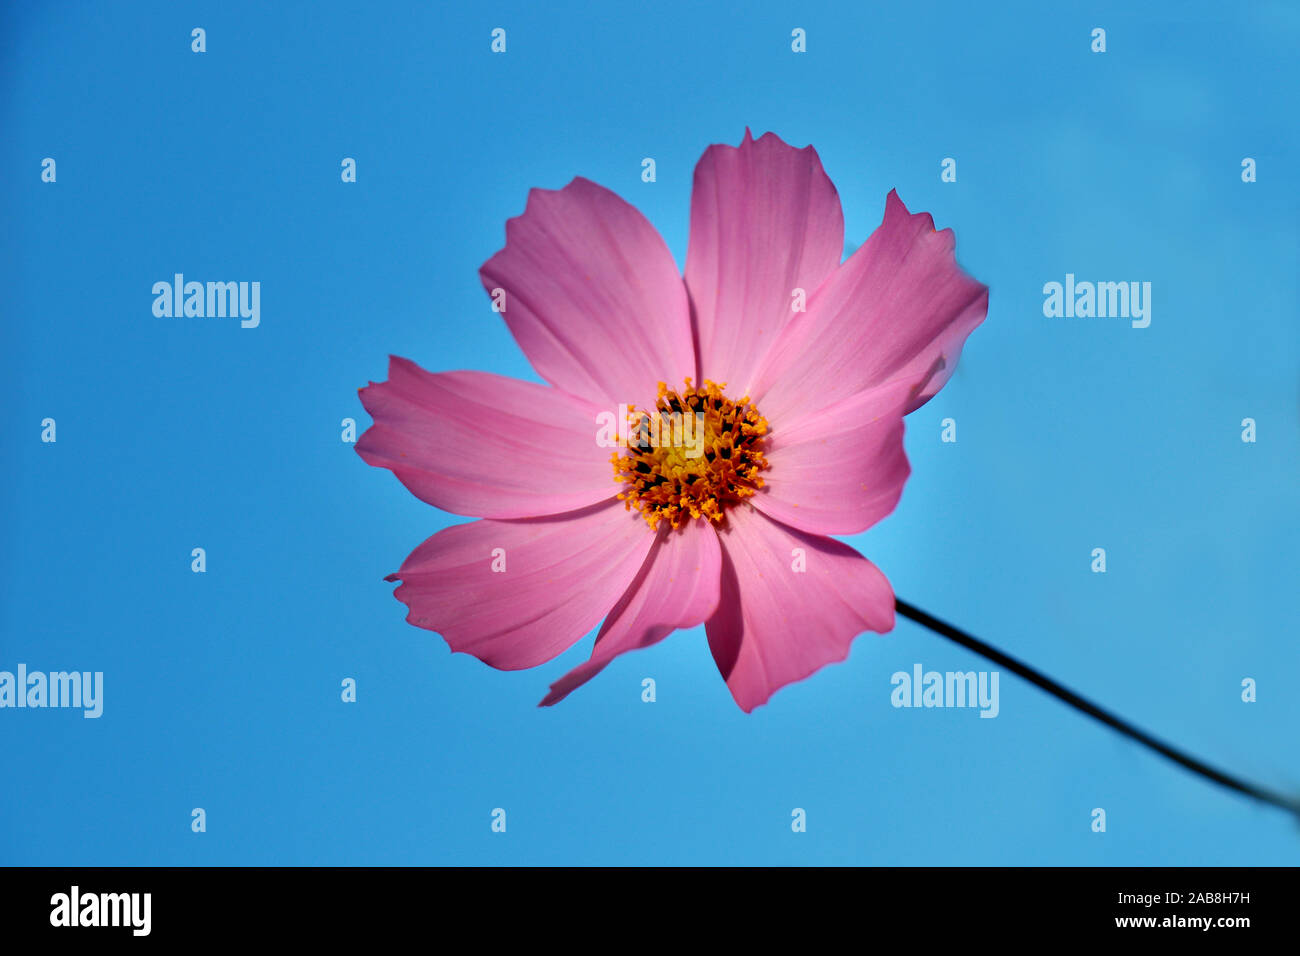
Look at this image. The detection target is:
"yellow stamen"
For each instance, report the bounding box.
[611,379,770,532]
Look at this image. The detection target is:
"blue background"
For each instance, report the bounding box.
[2,0,1297,865]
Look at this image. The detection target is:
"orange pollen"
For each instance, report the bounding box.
[611,379,770,532]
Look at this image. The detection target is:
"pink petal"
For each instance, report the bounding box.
[751,378,913,536]
[356,356,615,519]
[685,130,845,398]
[539,519,722,706]
[706,505,895,713]
[479,177,696,411]
[751,190,988,426]
[385,502,654,670]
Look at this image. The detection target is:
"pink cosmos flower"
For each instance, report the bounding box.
[357,130,988,712]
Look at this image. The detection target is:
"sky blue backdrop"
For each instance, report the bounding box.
[3,0,1297,865]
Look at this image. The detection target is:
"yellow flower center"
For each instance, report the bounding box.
[611,379,770,531]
